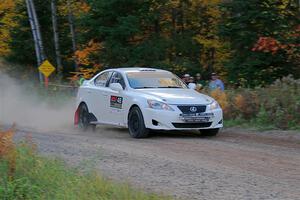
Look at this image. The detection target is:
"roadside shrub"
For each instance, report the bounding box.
[206,75,300,129]
[0,125,16,179]
[233,91,259,120]
[210,89,230,116]
[256,75,300,129]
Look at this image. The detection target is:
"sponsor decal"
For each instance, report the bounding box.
[110,96,123,109]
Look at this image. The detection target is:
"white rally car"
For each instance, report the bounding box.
[74,68,223,138]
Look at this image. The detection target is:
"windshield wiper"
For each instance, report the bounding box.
[134,86,157,89]
[157,86,182,88]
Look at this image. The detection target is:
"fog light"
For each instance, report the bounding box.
[152,120,159,126]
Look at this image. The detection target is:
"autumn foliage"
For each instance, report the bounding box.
[252,36,300,55]
[75,40,103,67]
[0,0,299,86]
[67,40,104,84]
[0,125,16,179]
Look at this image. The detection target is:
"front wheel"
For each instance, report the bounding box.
[199,128,219,137]
[128,107,149,138]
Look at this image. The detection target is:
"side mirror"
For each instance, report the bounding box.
[188,83,196,90]
[110,83,123,92]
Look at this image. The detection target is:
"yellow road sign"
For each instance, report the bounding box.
[38,60,56,77]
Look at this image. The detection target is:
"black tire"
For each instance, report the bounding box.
[78,103,96,132]
[199,128,219,137]
[128,107,149,138]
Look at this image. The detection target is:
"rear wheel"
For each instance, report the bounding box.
[128,107,149,138]
[199,128,219,137]
[78,103,96,131]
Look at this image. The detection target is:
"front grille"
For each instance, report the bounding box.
[172,122,212,128]
[177,105,206,113]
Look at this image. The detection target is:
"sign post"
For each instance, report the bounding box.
[38,60,56,88]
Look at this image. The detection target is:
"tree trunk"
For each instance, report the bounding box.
[179,0,185,34]
[29,0,45,62]
[67,0,78,71]
[154,18,160,35]
[25,0,43,82]
[25,0,40,64]
[171,8,176,37]
[51,0,63,76]
[209,47,215,73]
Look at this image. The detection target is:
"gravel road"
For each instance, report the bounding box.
[15,127,300,200]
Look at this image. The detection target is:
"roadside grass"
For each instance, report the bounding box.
[0,128,171,200]
[224,119,300,131]
[224,119,277,131]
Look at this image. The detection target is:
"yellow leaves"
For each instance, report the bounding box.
[58,0,90,16]
[195,35,231,70]
[210,89,229,112]
[69,39,104,84]
[194,35,221,49]
[191,0,221,19]
[234,94,246,111]
[233,91,260,119]
[79,2,90,13]
[189,0,231,71]
[0,0,14,11]
[0,0,19,56]
[277,0,289,9]
[75,40,103,66]
[206,89,261,120]
[69,65,102,84]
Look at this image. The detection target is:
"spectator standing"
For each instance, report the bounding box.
[195,73,206,89]
[182,74,190,85]
[189,76,195,83]
[209,72,225,91]
[187,76,197,90]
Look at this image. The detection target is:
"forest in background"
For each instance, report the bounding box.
[0,0,299,87]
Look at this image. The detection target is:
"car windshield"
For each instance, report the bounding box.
[126,71,187,89]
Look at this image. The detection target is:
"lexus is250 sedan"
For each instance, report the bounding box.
[74,68,223,138]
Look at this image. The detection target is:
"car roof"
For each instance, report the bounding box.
[111,67,170,73]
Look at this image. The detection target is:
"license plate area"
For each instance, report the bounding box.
[180,113,214,123]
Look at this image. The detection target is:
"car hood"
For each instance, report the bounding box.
[137,88,214,105]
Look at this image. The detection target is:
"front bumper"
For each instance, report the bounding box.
[143,106,223,130]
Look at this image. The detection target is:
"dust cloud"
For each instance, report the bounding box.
[0,73,75,132]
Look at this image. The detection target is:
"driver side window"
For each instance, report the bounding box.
[94,71,112,87]
[109,72,126,89]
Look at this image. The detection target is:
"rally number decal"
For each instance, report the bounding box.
[110,96,123,109]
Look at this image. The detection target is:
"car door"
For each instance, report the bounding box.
[89,71,113,124]
[106,72,127,126]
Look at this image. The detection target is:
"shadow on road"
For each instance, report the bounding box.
[95,125,218,139]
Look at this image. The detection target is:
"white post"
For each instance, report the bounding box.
[25,0,43,83]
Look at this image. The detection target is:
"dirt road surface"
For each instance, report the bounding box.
[15,127,300,200]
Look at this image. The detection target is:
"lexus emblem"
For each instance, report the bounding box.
[190,106,197,112]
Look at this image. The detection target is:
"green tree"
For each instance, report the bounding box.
[220,0,300,87]
[79,0,228,77]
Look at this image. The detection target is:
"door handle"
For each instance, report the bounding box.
[87,90,91,94]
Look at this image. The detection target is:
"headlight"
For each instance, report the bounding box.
[147,100,174,111]
[208,100,220,110]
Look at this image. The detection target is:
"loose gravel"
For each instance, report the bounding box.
[14,127,300,200]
